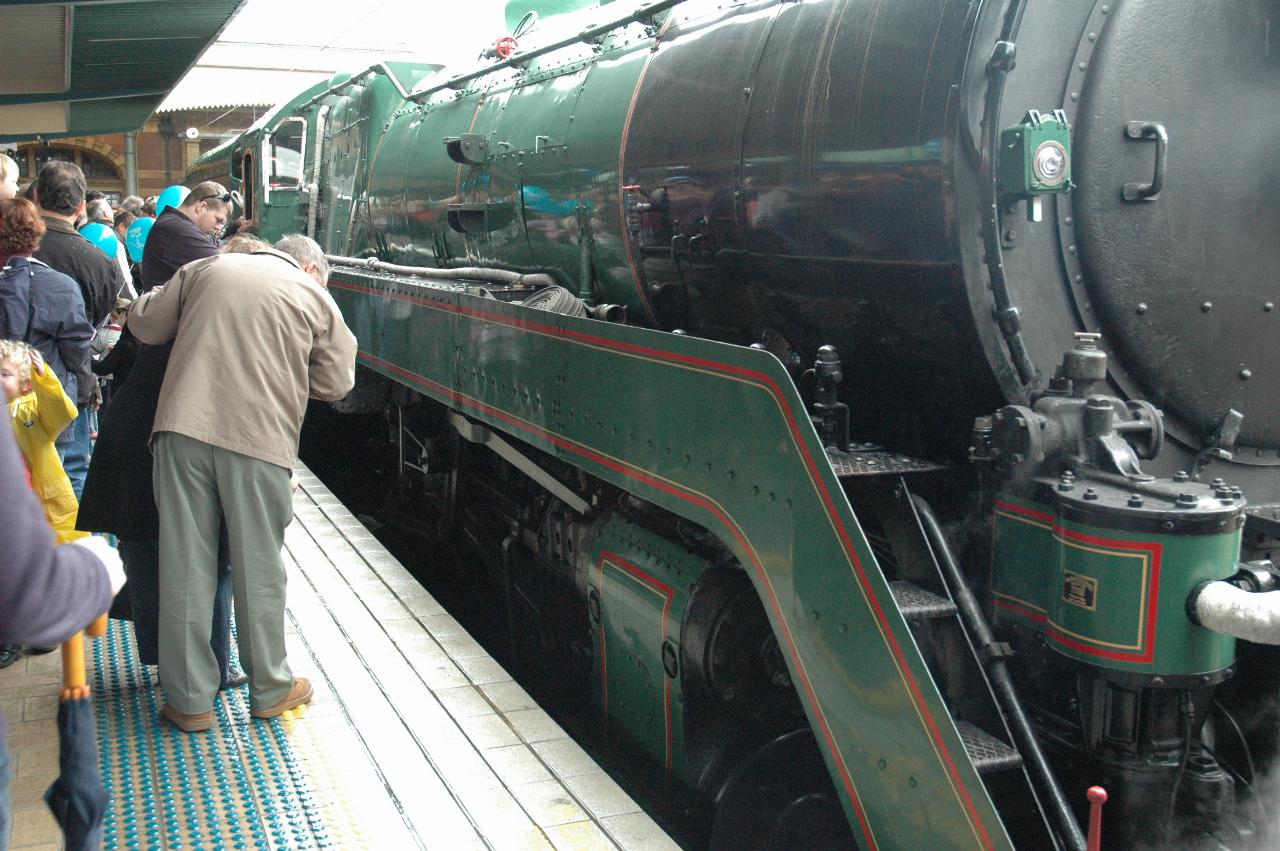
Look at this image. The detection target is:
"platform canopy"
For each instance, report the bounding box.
[154,0,508,115]
[0,0,248,142]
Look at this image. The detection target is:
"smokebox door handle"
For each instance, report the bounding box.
[1122,121,1168,202]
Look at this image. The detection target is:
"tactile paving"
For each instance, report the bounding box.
[92,619,339,850]
[56,462,679,851]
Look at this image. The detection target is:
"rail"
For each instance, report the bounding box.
[914,495,1087,851]
[408,0,688,101]
[301,62,416,109]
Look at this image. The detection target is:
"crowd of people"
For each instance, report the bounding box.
[0,153,358,846]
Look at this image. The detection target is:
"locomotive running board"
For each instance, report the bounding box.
[327,267,1019,851]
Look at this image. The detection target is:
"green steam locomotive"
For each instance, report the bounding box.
[188,1,1280,847]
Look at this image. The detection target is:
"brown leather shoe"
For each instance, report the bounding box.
[162,703,213,732]
[251,677,313,719]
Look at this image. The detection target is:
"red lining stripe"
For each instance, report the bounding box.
[333,277,997,849]
[994,597,1047,624]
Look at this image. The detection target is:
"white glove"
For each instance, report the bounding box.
[68,535,127,596]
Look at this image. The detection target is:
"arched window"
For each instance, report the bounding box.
[17,143,124,201]
[80,148,119,180]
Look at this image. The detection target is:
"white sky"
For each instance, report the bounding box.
[160,0,513,111]
[216,0,509,66]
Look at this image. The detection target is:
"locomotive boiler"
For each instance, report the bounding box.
[189,0,1280,847]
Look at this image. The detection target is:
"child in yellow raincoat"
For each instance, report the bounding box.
[0,340,88,543]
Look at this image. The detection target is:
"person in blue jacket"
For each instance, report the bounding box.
[0,198,95,408]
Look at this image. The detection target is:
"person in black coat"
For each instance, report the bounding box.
[91,324,139,393]
[76,181,242,689]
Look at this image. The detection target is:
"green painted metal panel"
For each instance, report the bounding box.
[992,495,1238,676]
[320,64,441,256]
[589,518,693,789]
[365,93,477,263]
[524,29,652,309]
[318,91,364,254]
[327,267,1014,850]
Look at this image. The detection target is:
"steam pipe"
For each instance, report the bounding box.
[913,495,1087,851]
[326,254,556,288]
[1188,582,1280,645]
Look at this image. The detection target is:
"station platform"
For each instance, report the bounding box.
[2,466,679,850]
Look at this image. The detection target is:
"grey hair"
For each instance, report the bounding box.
[86,198,113,224]
[273,234,329,281]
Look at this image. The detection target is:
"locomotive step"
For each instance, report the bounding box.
[826,444,946,478]
[889,580,959,620]
[956,721,1023,775]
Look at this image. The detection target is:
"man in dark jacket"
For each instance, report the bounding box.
[141,181,231,291]
[79,178,243,694]
[31,161,125,496]
[0,423,125,847]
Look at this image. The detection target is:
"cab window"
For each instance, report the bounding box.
[267,119,306,190]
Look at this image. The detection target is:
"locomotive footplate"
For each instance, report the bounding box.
[826,444,946,478]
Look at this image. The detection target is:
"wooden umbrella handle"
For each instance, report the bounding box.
[60,613,108,698]
[60,631,87,698]
[86,613,108,639]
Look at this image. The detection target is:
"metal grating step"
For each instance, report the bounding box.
[827,445,946,478]
[890,580,958,620]
[956,720,1023,775]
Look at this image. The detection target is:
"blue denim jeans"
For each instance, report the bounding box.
[118,527,234,683]
[56,407,93,499]
[0,733,10,850]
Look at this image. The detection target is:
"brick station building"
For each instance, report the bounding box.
[5,104,268,203]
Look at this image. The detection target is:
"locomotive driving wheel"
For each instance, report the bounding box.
[705,729,857,851]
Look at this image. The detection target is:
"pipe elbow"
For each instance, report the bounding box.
[1189,581,1280,645]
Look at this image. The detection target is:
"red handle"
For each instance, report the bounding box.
[495,36,518,59]
[1087,786,1108,851]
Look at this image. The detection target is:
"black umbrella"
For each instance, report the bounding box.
[44,615,109,851]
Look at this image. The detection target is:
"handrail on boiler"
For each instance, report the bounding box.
[408,0,689,102]
[301,62,416,110]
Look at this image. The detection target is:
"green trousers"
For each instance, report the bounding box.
[153,431,295,714]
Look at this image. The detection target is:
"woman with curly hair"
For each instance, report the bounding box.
[0,198,94,404]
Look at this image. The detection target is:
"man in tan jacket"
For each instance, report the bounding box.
[128,235,357,731]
